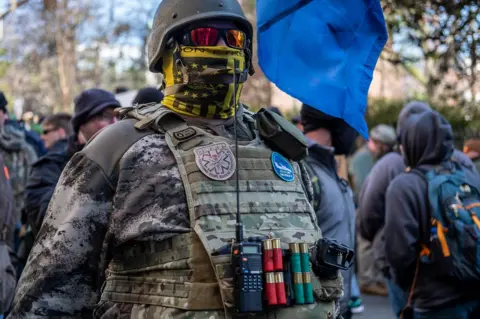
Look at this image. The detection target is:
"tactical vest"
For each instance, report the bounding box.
[98,105,343,318]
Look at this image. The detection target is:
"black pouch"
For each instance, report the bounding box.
[255,108,308,161]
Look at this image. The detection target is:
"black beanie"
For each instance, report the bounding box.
[71,89,120,133]
[132,87,164,105]
[0,91,7,114]
[300,103,357,155]
[300,104,340,133]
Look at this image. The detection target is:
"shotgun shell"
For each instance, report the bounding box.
[265,272,278,306]
[275,272,287,305]
[272,239,283,271]
[263,239,274,272]
[302,272,314,304]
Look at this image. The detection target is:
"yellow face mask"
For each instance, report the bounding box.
[162,45,247,119]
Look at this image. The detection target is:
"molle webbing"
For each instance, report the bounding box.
[102,233,223,310]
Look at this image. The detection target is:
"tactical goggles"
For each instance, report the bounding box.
[181,27,246,49]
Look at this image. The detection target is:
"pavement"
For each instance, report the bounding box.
[354,294,396,319]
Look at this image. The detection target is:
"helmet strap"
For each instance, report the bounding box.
[245,47,255,76]
[173,41,190,85]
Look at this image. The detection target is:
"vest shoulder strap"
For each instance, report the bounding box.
[82,119,155,186]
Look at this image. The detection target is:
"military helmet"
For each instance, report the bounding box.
[370,124,397,146]
[147,0,253,73]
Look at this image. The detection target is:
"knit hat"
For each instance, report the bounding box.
[370,124,397,146]
[71,89,120,133]
[300,104,357,155]
[132,87,164,105]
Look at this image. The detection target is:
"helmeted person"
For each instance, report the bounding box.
[9,1,344,318]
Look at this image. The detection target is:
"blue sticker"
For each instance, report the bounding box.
[271,152,294,182]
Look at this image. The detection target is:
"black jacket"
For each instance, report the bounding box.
[385,111,480,309]
[24,139,70,237]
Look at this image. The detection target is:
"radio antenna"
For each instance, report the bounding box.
[232,59,243,243]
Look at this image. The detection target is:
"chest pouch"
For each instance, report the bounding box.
[255,108,308,161]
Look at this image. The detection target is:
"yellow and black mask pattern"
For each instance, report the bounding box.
[162,45,247,119]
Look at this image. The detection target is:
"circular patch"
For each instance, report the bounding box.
[194,142,236,181]
[271,152,294,182]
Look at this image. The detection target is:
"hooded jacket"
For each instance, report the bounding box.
[357,102,477,273]
[384,111,480,309]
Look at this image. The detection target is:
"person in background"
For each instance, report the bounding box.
[24,113,73,239]
[358,101,477,317]
[0,92,37,259]
[354,124,396,297]
[348,140,374,201]
[463,139,480,172]
[0,154,15,317]
[385,110,480,318]
[132,87,164,105]
[301,104,362,318]
[39,113,72,150]
[367,124,396,161]
[71,88,120,149]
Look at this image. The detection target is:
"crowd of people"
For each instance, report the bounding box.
[0,0,480,318]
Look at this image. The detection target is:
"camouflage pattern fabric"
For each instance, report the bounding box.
[9,109,341,318]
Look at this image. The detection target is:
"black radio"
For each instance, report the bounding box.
[232,241,264,313]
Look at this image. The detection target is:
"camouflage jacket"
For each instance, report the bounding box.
[0,125,38,222]
[9,114,317,318]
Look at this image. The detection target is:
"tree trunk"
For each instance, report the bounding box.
[53,0,77,112]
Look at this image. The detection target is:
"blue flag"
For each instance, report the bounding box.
[257,0,388,139]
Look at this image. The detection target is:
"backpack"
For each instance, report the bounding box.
[416,161,480,282]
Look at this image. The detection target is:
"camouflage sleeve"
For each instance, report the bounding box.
[9,153,114,317]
